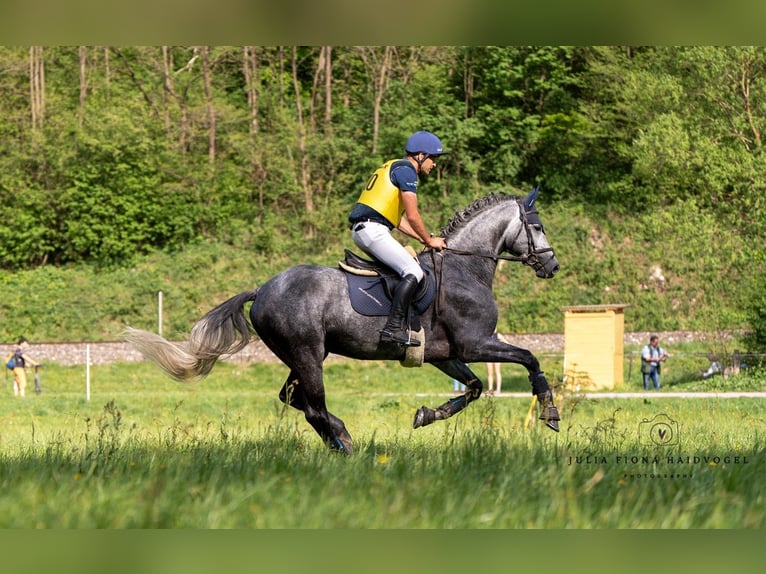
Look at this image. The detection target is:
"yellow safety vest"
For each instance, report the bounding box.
[356,160,406,226]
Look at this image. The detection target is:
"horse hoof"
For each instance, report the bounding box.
[544,419,560,432]
[331,434,354,455]
[413,406,435,429]
[537,394,560,432]
[339,435,354,454]
[539,406,561,432]
[539,405,561,421]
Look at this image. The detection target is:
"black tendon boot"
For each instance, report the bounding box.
[380,274,421,347]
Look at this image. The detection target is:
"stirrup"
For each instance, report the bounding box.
[380,328,421,347]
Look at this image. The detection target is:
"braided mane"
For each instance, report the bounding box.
[441,193,519,237]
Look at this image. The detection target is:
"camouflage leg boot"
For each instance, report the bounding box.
[537,390,560,432]
[529,371,561,432]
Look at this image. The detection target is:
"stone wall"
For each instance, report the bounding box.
[6,330,737,367]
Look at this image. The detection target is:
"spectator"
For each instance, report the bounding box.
[486,332,510,394]
[486,362,501,394]
[641,335,669,391]
[702,355,723,379]
[10,337,40,397]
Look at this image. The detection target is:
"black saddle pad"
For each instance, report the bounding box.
[345,270,435,318]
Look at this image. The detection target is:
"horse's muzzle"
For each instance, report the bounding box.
[536,259,559,279]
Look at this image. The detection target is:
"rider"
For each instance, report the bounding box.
[349,130,448,347]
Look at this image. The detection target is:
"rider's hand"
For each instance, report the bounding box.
[427,236,447,251]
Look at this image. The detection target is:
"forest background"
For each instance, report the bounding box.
[0,46,764,349]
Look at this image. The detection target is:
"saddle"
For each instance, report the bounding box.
[339,249,434,317]
[339,249,435,368]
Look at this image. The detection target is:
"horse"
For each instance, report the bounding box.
[122,188,561,454]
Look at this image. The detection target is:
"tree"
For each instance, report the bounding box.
[29,46,45,130]
[243,46,260,135]
[1,45,763,272]
[291,46,312,219]
[200,46,217,167]
[356,46,394,155]
[450,46,584,189]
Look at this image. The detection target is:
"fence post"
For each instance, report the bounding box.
[86,344,91,401]
[158,290,163,336]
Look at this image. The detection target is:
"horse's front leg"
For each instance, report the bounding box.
[413,360,483,429]
[527,371,560,432]
[459,336,561,432]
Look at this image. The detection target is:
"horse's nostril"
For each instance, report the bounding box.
[552,264,560,275]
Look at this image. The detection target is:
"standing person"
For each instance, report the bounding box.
[486,331,510,394]
[349,130,448,347]
[641,335,669,391]
[486,362,502,395]
[10,337,40,397]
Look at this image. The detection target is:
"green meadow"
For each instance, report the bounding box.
[0,359,763,528]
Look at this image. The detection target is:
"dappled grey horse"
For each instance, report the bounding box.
[123,189,561,453]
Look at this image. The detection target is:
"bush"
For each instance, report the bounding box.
[743,255,766,352]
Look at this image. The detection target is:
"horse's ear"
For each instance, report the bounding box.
[524,186,540,210]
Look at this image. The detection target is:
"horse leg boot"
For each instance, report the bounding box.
[413,379,483,429]
[380,274,421,347]
[529,371,560,432]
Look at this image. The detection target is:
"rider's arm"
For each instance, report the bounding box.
[397,211,425,244]
[399,192,446,250]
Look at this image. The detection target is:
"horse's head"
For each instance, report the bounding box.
[440,190,559,279]
[508,187,559,279]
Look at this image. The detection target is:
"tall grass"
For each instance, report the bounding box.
[0,361,763,528]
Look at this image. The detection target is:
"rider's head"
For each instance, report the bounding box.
[405,131,447,174]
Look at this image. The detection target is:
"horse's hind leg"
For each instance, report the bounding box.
[413,360,483,429]
[278,371,354,454]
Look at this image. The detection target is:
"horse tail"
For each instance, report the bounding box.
[121,289,259,382]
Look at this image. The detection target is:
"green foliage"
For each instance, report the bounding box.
[1,46,765,344]
[743,249,766,352]
[61,135,197,266]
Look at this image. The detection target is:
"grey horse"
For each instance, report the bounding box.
[123,188,561,453]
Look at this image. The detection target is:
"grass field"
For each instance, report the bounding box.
[0,359,764,528]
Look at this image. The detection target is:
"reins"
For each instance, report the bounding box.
[440,246,528,262]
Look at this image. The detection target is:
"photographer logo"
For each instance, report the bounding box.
[639,413,679,446]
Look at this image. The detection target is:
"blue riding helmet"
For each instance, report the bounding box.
[405,131,447,156]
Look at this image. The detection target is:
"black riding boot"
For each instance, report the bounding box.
[380,274,420,347]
